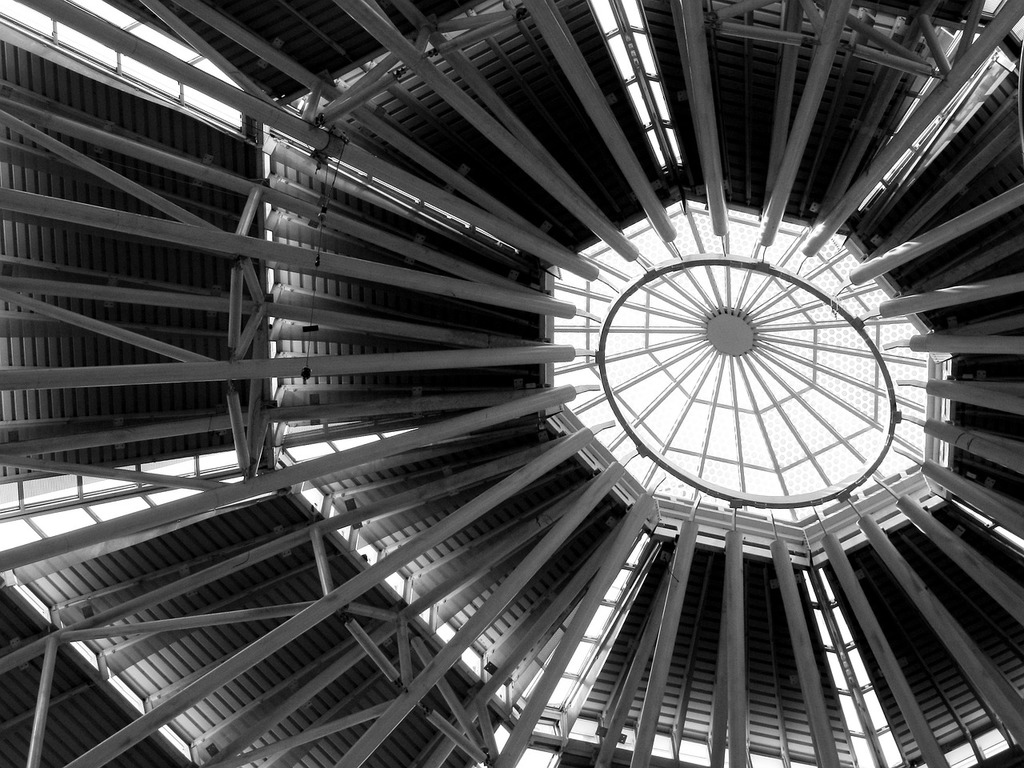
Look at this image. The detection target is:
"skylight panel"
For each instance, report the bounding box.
[90,495,150,521]
[55,22,117,67]
[120,56,180,97]
[127,22,195,62]
[69,0,134,29]
[554,205,928,514]
[32,507,94,536]
[0,519,42,551]
[4,2,52,35]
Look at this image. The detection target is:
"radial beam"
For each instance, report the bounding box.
[770,539,841,768]
[0,187,578,318]
[340,0,650,256]
[0,387,579,579]
[921,459,1024,541]
[921,420,1024,474]
[595,571,670,768]
[0,105,210,228]
[0,345,574,391]
[854,185,1024,285]
[821,532,951,768]
[759,0,854,246]
[26,0,346,157]
[268,138,598,281]
[520,0,675,243]
[907,333,1024,356]
[802,0,1024,257]
[24,638,59,768]
[60,427,593,768]
[670,0,727,236]
[858,514,1024,745]
[765,0,803,200]
[434,43,642,261]
[914,378,1024,418]
[494,491,650,768]
[629,522,698,768]
[725,530,747,768]
[897,495,1024,628]
[337,467,637,768]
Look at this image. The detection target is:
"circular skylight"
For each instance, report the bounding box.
[553,204,931,517]
[598,257,896,508]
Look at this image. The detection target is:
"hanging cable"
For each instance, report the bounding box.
[301,140,346,383]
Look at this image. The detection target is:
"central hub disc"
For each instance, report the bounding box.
[705,312,754,356]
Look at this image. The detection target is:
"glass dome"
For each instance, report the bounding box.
[552,204,930,515]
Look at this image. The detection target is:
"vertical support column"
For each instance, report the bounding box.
[857,515,1024,745]
[770,539,841,768]
[822,533,951,768]
[724,530,747,768]
[708,607,729,768]
[629,522,698,768]
[25,637,59,768]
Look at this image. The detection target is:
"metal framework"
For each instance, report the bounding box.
[1,1,1024,767]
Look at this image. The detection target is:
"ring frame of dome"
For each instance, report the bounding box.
[596,256,898,509]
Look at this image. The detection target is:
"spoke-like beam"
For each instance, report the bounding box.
[921,459,1024,541]
[340,0,647,259]
[770,540,841,768]
[802,0,1024,257]
[858,514,1024,744]
[628,522,698,768]
[734,356,788,494]
[0,387,579,582]
[670,0,727,235]
[595,571,670,768]
[519,0,675,244]
[339,467,638,768]
[853,184,1024,285]
[493,493,651,768]
[761,0,855,246]
[898,495,1024,628]
[725,530,747,768]
[0,187,579,318]
[60,427,593,768]
[0,344,574,391]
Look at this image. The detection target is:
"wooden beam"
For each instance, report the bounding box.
[821,532,951,768]
[629,522,698,768]
[759,0,854,246]
[519,0,676,244]
[802,0,1024,257]
[0,187,579,318]
[858,514,1024,745]
[770,539,841,768]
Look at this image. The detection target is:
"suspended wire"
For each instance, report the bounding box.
[301,143,345,383]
